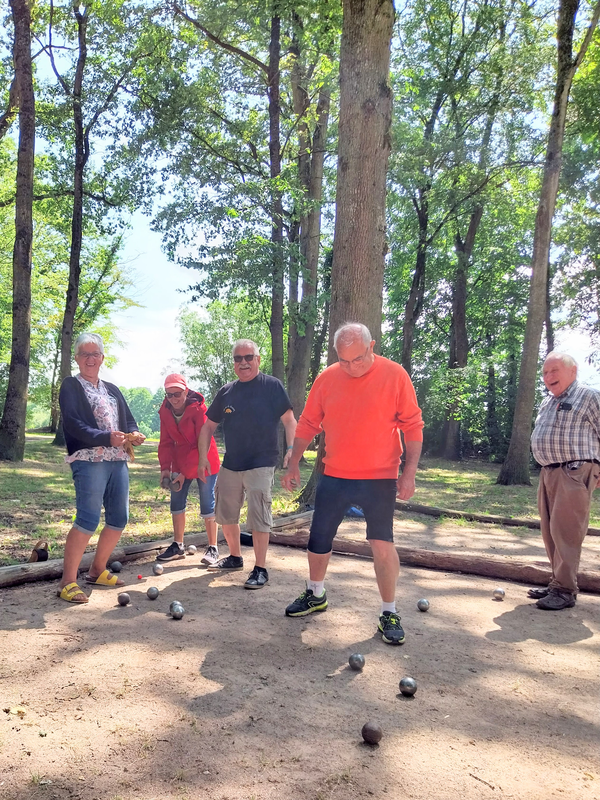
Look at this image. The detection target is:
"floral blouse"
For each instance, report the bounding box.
[65,375,130,463]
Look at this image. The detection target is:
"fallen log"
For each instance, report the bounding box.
[0,532,214,589]
[395,500,600,536]
[271,509,313,530]
[268,529,600,594]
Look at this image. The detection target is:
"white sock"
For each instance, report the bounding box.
[308,580,325,597]
[381,601,396,615]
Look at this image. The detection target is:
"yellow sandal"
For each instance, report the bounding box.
[57,583,89,604]
[84,569,124,587]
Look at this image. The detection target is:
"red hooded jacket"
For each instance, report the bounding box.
[158,390,220,479]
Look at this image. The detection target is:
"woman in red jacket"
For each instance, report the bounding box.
[157,374,221,564]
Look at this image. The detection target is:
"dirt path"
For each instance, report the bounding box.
[1,525,599,800]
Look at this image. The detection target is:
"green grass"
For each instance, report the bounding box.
[0,438,315,566]
[1,440,598,567]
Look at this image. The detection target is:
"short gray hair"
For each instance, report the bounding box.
[233,339,259,357]
[333,323,372,351]
[74,332,104,355]
[545,351,578,369]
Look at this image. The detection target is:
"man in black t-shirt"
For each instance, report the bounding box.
[198,339,297,589]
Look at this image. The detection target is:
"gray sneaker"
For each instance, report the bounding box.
[201,545,219,566]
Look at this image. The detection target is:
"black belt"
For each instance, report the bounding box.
[544,459,600,469]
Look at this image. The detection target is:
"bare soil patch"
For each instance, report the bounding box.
[1,517,599,800]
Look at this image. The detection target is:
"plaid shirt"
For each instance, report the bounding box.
[531,380,600,465]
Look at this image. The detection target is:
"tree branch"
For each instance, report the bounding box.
[0,189,121,208]
[572,0,600,72]
[0,76,19,140]
[173,4,268,76]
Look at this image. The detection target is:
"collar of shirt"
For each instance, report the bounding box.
[552,379,579,402]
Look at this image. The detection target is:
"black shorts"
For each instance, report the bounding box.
[308,474,397,555]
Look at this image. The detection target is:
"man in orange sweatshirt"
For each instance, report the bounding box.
[281,322,424,644]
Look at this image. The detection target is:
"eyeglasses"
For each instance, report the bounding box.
[234,354,257,363]
[338,347,369,367]
[77,351,103,360]
[165,390,185,398]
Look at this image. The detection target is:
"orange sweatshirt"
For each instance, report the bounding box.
[296,355,424,480]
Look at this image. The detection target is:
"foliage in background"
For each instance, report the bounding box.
[178,297,272,401]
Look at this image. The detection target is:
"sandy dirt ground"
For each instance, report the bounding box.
[1,519,599,800]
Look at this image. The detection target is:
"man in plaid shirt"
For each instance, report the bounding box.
[530,352,600,610]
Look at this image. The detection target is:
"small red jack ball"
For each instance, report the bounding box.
[137,574,142,580]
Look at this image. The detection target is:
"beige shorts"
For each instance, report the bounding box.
[215,466,275,532]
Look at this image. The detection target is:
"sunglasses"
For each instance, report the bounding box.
[165,390,185,399]
[233,354,257,363]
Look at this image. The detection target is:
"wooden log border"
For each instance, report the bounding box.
[2,507,599,593]
[269,529,600,594]
[395,500,600,536]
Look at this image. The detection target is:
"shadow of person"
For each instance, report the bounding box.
[485,603,594,645]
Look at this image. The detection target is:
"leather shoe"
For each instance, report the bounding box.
[536,589,576,610]
[527,586,550,599]
[244,567,269,589]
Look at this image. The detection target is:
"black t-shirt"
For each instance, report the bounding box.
[207,373,292,471]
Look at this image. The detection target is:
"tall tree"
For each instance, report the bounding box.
[298,0,394,505]
[173,1,288,381]
[327,0,395,352]
[38,0,155,445]
[498,0,600,485]
[286,11,334,417]
[0,0,35,461]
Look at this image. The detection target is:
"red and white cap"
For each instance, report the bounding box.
[164,373,188,391]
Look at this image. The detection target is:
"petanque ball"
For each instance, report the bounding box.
[399,676,417,697]
[493,587,505,600]
[153,563,164,576]
[187,545,197,555]
[348,653,365,671]
[417,598,430,612]
[361,721,383,745]
[117,592,130,606]
[147,586,159,600]
[110,561,122,573]
[169,600,181,614]
[171,603,185,620]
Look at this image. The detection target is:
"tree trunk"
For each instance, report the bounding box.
[327,0,394,356]
[0,0,35,462]
[497,0,600,485]
[300,0,394,505]
[268,14,285,384]
[485,335,502,459]
[309,255,331,386]
[287,58,331,417]
[49,336,61,433]
[401,210,428,374]
[53,8,89,447]
[545,261,555,353]
[442,206,483,460]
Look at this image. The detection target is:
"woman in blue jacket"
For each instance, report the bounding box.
[57,333,145,603]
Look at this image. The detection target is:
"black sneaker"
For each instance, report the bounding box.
[378,611,405,645]
[244,566,269,589]
[207,555,244,572]
[285,587,328,617]
[157,542,185,562]
[536,588,576,610]
[201,545,219,566]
